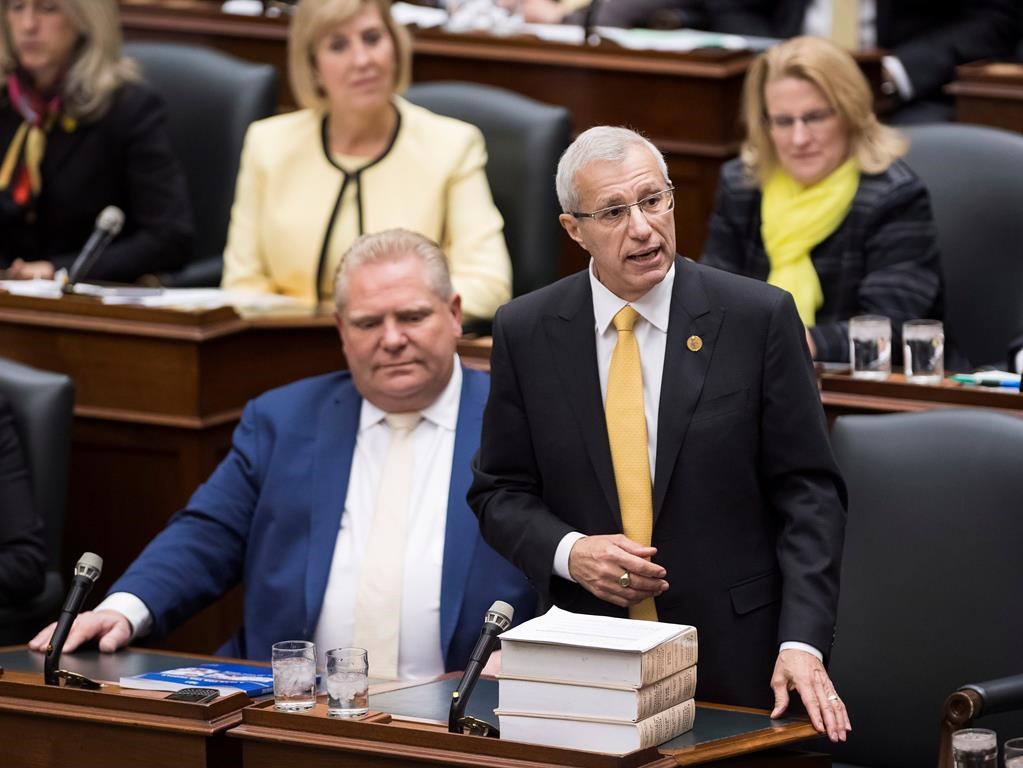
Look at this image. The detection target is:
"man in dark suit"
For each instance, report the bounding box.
[30,229,535,678]
[708,0,1019,122]
[469,127,849,741]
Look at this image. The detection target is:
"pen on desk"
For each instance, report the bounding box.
[952,374,1021,389]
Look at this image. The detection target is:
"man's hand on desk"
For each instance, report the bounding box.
[28,609,132,654]
[770,648,851,743]
[521,0,571,24]
[4,259,55,280]
[568,534,668,608]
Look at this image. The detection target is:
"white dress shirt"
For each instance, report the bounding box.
[803,0,914,100]
[102,360,462,679]
[550,265,821,660]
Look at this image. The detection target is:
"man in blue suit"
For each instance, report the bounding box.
[31,229,535,678]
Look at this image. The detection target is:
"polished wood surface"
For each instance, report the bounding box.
[948,61,1023,134]
[0,651,247,768]
[230,697,823,768]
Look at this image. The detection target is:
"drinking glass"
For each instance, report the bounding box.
[1004,737,1023,768]
[326,647,369,718]
[903,319,944,384]
[849,315,892,380]
[271,640,316,711]
[953,728,997,768]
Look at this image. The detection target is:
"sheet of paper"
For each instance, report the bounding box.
[500,606,690,651]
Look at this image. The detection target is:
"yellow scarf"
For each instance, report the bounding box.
[760,159,859,326]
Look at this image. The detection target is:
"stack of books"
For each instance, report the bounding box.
[495,606,698,754]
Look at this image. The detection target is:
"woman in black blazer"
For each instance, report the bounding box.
[702,36,942,363]
[0,0,191,283]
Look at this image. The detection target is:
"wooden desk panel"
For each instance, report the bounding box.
[949,61,1023,134]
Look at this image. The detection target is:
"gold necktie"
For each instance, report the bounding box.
[830,0,859,51]
[606,306,657,621]
[352,411,421,680]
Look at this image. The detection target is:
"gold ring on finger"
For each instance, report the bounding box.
[618,571,631,588]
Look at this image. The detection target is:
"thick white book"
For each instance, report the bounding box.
[499,606,698,687]
[497,697,696,754]
[499,665,697,722]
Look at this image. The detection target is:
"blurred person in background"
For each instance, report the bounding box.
[0,0,192,282]
[221,0,512,323]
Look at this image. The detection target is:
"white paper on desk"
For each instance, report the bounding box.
[598,27,749,52]
[500,606,688,652]
[100,288,306,311]
[0,278,63,298]
[392,2,448,29]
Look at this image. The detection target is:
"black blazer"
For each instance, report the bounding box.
[469,257,847,707]
[709,0,1020,101]
[0,393,47,605]
[702,157,943,363]
[0,81,192,281]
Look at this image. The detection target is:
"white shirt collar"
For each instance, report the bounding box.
[588,260,675,334]
[359,355,462,433]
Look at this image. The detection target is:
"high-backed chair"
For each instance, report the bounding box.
[0,358,74,644]
[404,81,572,300]
[827,409,1023,768]
[903,124,1023,368]
[124,42,278,288]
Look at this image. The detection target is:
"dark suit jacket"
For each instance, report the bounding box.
[111,368,536,668]
[702,158,943,363]
[0,393,47,605]
[0,81,192,281]
[469,257,847,707]
[709,0,1020,101]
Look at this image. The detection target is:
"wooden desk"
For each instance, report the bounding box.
[0,647,250,768]
[230,677,826,768]
[948,61,1023,135]
[117,0,882,265]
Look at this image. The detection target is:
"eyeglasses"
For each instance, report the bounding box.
[764,108,837,132]
[571,188,675,228]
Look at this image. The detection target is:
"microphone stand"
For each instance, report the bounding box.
[583,0,606,46]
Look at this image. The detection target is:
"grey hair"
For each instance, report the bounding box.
[555,126,670,213]
[333,229,454,311]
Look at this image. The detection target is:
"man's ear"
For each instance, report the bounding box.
[334,310,346,348]
[559,213,588,252]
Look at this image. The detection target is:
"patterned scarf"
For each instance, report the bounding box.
[0,71,72,209]
[760,158,859,326]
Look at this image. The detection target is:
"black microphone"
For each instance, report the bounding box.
[448,600,514,734]
[65,206,125,287]
[582,0,607,45]
[44,552,103,686]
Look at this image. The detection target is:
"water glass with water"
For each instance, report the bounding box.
[1004,737,1023,767]
[953,728,998,768]
[903,319,944,384]
[849,315,892,380]
[326,647,369,718]
[272,640,316,711]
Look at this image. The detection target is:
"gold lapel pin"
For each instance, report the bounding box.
[686,335,703,352]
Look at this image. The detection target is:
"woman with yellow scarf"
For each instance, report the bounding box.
[702,36,943,363]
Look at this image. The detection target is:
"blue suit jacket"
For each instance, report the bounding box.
[111,367,536,668]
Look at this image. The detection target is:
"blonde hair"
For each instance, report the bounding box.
[0,0,137,120]
[288,0,411,112]
[334,228,453,311]
[740,36,906,185]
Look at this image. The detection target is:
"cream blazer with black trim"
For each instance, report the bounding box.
[221,97,511,321]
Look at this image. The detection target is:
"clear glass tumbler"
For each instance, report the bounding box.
[903,319,944,384]
[952,728,997,768]
[326,647,369,718]
[849,315,892,380]
[271,640,316,712]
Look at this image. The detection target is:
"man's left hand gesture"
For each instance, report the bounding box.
[770,649,851,743]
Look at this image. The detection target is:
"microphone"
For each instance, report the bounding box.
[65,206,125,287]
[448,600,514,734]
[44,552,103,686]
[582,0,606,45]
